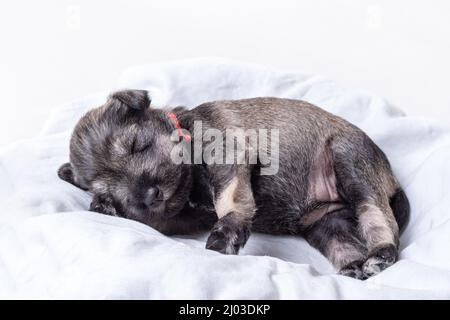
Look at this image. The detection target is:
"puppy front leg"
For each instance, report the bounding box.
[206,169,255,254]
[89,193,119,217]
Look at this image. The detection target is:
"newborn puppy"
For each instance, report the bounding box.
[58,89,409,279]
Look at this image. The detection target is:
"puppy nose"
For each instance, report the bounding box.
[143,187,162,207]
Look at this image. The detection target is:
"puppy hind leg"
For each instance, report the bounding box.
[303,208,368,280]
[357,202,399,277]
[331,134,401,277]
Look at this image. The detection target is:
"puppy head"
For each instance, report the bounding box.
[58,89,192,225]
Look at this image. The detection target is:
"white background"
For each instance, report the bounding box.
[1,0,449,146]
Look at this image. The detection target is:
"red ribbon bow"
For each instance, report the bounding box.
[167,112,191,142]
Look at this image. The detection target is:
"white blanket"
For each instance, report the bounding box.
[1,58,450,299]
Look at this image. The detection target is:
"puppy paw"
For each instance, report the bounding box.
[57,163,74,182]
[206,214,250,255]
[339,261,367,280]
[89,194,118,216]
[362,244,398,278]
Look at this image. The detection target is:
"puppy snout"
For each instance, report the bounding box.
[128,186,163,210]
[143,187,162,208]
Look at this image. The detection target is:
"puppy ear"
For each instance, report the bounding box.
[109,89,151,111]
[57,162,88,190]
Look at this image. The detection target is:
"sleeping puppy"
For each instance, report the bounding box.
[58,89,410,279]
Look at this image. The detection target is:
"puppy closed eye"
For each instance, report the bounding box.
[112,134,151,157]
[130,137,152,154]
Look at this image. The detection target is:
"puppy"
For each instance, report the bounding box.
[58,89,410,279]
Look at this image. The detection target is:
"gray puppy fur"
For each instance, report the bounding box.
[58,89,409,280]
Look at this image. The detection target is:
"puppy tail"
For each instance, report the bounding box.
[389,188,410,234]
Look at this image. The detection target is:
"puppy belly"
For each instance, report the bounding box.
[252,141,343,234]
